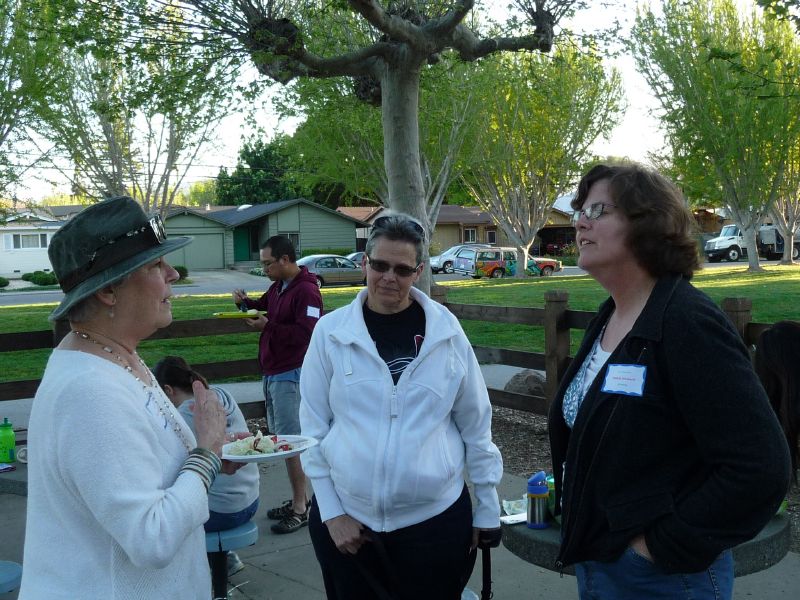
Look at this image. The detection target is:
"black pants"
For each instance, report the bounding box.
[308,486,474,600]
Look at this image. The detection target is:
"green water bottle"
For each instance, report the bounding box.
[0,418,15,462]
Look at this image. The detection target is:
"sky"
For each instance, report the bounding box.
[13,0,666,203]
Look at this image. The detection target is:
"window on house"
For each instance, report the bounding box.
[282,233,300,254]
[10,233,49,249]
[486,230,497,245]
[463,228,476,243]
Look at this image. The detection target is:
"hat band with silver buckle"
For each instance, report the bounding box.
[60,215,167,293]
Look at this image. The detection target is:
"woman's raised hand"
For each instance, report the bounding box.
[192,380,226,455]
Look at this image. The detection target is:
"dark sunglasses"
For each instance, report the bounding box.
[572,202,617,225]
[366,256,420,278]
[372,215,426,239]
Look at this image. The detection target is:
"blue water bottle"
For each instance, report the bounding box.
[527,470,549,529]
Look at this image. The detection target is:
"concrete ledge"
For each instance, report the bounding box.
[0,462,26,496]
[502,513,791,577]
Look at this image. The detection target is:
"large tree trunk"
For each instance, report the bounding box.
[741,225,763,272]
[381,58,431,294]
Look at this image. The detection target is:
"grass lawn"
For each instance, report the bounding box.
[1,265,798,384]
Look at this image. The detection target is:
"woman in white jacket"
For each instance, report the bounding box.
[300,212,503,599]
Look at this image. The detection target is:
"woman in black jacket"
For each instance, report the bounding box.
[548,163,790,600]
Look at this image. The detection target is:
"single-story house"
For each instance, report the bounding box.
[0,209,65,278]
[337,200,576,255]
[163,199,368,270]
[0,199,367,277]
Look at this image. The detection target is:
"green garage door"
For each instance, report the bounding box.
[166,233,224,269]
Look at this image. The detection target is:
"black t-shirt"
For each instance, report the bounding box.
[363,300,426,384]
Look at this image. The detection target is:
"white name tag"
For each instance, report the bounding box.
[307,306,321,319]
[601,364,646,396]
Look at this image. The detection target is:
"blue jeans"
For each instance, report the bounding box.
[262,377,301,435]
[204,498,259,533]
[576,548,733,600]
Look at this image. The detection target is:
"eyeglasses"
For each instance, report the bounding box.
[366,256,420,278]
[572,203,617,224]
[372,215,426,239]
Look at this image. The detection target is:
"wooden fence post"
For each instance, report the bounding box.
[720,297,752,341]
[430,283,448,305]
[544,290,570,406]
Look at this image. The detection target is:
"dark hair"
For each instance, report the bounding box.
[365,212,427,264]
[573,163,701,279]
[152,355,209,395]
[754,320,800,481]
[261,235,297,262]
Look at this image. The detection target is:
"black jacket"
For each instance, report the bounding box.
[548,274,790,573]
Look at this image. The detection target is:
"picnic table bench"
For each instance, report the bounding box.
[501,514,791,577]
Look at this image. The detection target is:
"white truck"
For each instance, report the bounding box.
[704,224,800,262]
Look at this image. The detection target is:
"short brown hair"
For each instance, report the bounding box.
[573,163,700,279]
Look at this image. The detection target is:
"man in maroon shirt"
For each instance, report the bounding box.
[234,235,323,533]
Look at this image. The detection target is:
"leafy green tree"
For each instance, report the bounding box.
[0,0,61,194]
[632,0,800,271]
[178,178,217,206]
[88,0,588,293]
[216,136,298,205]
[280,55,479,224]
[34,0,236,214]
[461,46,623,277]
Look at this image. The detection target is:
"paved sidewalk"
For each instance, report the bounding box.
[2,463,798,600]
[3,374,798,599]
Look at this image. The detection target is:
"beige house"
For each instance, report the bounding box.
[337,202,575,255]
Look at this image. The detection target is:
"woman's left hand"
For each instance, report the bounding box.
[472,527,502,551]
[192,381,226,455]
[629,533,654,562]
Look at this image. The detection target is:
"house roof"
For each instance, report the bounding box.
[340,201,573,226]
[336,206,385,223]
[166,199,369,228]
[436,205,496,225]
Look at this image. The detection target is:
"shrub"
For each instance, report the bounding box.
[21,272,34,281]
[249,267,265,277]
[174,265,189,280]
[0,276,8,288]
[30,271,58,286]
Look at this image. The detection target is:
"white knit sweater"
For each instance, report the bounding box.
[20,350,212,599]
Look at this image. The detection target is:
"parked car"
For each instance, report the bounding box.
[346,251,365,264]
[297,254,365,288]
[453,247,562,278]
[430,243,492,274]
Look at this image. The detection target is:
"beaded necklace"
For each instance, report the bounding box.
[72,330,193,452]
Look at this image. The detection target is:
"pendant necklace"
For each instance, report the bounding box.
[72,330,193,452]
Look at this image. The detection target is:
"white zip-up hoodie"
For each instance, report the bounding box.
[300,287,502,532]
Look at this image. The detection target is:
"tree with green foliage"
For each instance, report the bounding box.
[280,55,479,224]
[177,178,217,206]
[0,0,61,194]
[216,136,299,205]
[462,45,623,277]
[35,1,237,214]
[74,0,588,293]
[632,0,800,271]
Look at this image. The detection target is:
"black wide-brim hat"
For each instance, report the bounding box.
[48,196,191,321]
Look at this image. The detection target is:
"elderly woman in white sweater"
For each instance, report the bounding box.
[20,197,234,600]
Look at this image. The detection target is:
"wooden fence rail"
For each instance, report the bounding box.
[0,291,771,420]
